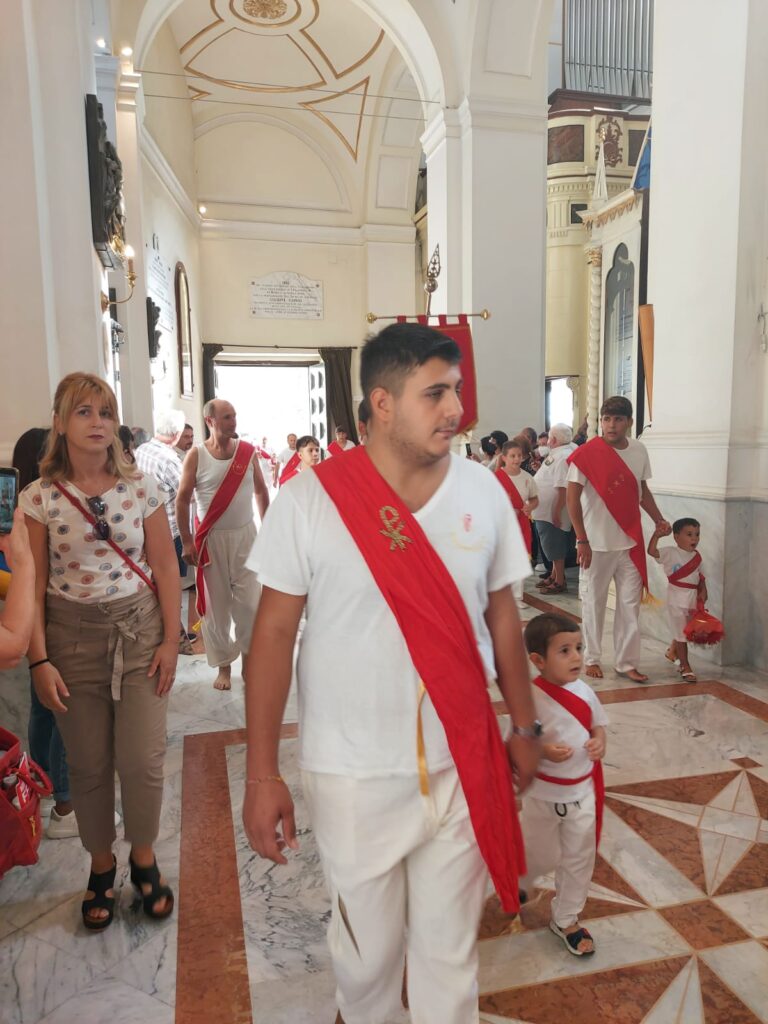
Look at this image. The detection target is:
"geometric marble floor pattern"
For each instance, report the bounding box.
[3,587,768,1024]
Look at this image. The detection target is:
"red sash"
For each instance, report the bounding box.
[314,447,525,912]
[495,470,532,554]
[329,440,355,457]
[279,451,300,486]
[255,447,273,462]
[668,551,702,590]
[533,676,604,845]
[194,440,255,616]
[567,437,649,591]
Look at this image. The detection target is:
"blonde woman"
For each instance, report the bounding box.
[21,373,181,931]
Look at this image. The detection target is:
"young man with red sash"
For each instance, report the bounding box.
[327,425,356,457]
[520,613,607,957]
[566,396,671,682]
[648,516,707,682]
[242,323,541,1024]
[176,399,269,691]
[495,439,538,610]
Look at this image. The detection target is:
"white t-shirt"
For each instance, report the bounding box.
[500,470,538,504]
[527,678,609,803]
[247,454,531,778]
[21,474,162,603]
[566,439,651,551]
[533,445,574,528]
[194,443,255,531]
[655,545,703,610]
[276,446,296,470]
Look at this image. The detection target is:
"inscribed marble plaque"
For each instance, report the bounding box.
[249,272,324,320]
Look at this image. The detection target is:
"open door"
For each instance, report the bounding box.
[308,361,327,451]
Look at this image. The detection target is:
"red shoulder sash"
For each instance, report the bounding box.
[194,440,255,615]
[533,676,604,845]
[328,441,345,457]
[315,448,525,912]
[567,437,649,591]
[495,469,532,555]
[279,451,300,486]
[667,551,702,589]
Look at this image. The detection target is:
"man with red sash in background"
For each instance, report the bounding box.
[495,438,538,610]
[176,399,269,691]
[519,613,607,957]
[327,425,356,457]
[273,432,298,488]
[566,396,671,682]
[242,322,541,1024]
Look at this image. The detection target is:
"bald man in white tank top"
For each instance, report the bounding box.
[176,400,269,690]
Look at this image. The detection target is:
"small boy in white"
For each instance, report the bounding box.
[497,440,538,610]
[519,612,608,956]
[648,517,707,683]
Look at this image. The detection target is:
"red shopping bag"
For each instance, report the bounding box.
[0,725,52,879]
[684,601,725,647]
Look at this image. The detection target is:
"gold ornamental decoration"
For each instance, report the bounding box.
[243,0,288,18]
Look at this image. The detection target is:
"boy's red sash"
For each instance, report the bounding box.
[194,440,255,615]
[495,469,532,554]
[567,437,648,591]
[279,451,300,486]
[668,551,702,590]
[328,441,349,457]
[533,676,604,845]
[315,447,526,912]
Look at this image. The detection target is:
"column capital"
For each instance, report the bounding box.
[117,65,143,118]
[420,107,464,160]
[94,54,121,94]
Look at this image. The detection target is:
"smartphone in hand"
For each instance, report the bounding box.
[0,468,20,534]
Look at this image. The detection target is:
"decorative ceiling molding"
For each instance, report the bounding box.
[183,28,327,93]
[300,26,384,80]
[300,76,370,160]
[194,110,352,209]
[140,125,200,229]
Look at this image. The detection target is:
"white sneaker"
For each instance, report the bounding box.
[46,808,80,839]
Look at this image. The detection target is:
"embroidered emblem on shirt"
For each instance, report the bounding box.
[463,514,473,532]
[379,506,412,552]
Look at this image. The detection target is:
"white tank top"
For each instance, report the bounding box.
[194,442,255,530]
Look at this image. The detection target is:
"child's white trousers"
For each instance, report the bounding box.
[579,549,642,672]
[301,765,487,1024]
[519,791,597,929]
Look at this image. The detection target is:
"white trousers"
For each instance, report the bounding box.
[519,791,596,928]
[200,521,260,667]
[579,549,642,672]
[301,766,487,1024]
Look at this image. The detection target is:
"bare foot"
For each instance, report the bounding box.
[213,665,232,690]
[622,668,649,683]
[665,645,677,663]
[585,664,604,679]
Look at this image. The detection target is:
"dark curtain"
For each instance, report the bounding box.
[201,344,223,438]
[319,347,358,445]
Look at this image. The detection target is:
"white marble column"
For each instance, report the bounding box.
[643,0,768,667]
[114,64,154,431]
[0,0,108,460]
[584,247,603,438]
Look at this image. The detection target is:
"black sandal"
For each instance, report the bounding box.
[129,856,175,920]
[82,856,117,931]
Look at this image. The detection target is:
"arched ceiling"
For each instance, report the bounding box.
[163,0,400,162]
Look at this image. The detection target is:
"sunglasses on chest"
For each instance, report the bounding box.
[85,496,111,540]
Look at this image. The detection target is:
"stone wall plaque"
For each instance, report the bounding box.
[249,272,324,320]
[147,249,174,332]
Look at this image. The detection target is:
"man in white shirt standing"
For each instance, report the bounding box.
[566,396,671,682]
[532,423,576,595]
[135,409,186,580]
[272,433,297,488]
[242,322,541,1024]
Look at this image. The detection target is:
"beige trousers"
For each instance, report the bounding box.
[200,522,260,667]
[46,591,168,853]
[302,765,487,1024]
[579,549,642,672]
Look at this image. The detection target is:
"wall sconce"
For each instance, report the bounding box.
[100,243,136,313]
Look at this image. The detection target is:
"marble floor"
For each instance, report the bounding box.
[1,572,768,1024]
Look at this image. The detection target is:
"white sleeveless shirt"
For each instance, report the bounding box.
[194,442,255,530]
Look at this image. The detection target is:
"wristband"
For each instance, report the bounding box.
[576,539,590,545]
[28,658,50,671]
[246,775,285,785]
